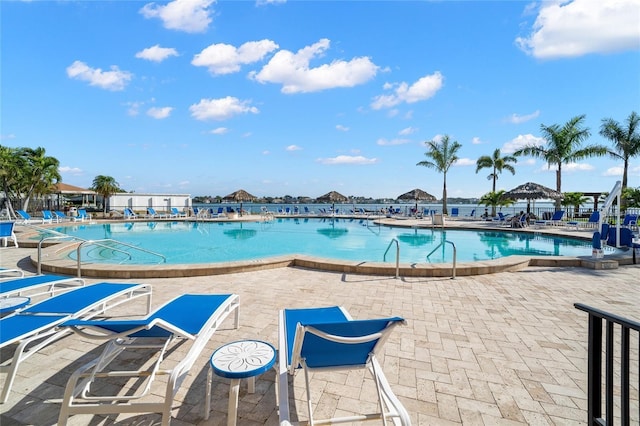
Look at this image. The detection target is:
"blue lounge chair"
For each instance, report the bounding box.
[124,208,138,219]
[170,207,186,218]
[0,282,152,403]
[566,211,600,230]
[58,293,240,426]
[1,274,84,298]
[53,210,70,221]
[534,210,565,227]
[42,210,54,224]
[0,221,18,248]
[278,306,410,425]
[450,207,459,217]
[0,268,23,281]
[15,210,35,224]
[146,207,168,219]
[72,208,90,222]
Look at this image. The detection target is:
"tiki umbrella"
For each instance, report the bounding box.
[223,189,257,216]
[316,191,348,213]
[502,182,563,214]
[397,188,437,213]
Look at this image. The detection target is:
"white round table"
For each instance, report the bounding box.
[0,296,30,315]
[204,340,276,425]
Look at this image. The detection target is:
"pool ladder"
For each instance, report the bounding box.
[383,238,400,279]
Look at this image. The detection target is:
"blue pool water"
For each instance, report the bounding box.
[47,218,603,265]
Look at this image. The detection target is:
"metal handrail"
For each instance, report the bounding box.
[426,239,457,279]
[383,238,400,279]
[77,239,166,277]
[37,235,132,275]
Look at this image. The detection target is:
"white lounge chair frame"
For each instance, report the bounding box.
[0,274,84,298]
[0,268,24,281]
[0,282,152,403]
[58,293,240,426]
[277,307,411,426]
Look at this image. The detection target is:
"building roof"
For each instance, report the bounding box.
[53,183,96,195]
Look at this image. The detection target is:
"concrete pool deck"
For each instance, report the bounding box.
[0,240,639,425]
[11,215,637,279]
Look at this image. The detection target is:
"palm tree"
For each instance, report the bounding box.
[561,192,588,219]
[15,147,60,211]
[479,190,514,217]
[514,115,609,209]
[475,148,517,216]
[90,175,122,214]
[417,135,462,215]
[600,111,640,205]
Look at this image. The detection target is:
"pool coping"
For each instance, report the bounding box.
[13,216,636,278]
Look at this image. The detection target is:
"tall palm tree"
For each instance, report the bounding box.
[475,148,517,216]
[18,147,60,211]
[90,175,122,214]
[479,190,514,217]
[513,115,608,209]
[600,111,640,204]
[416,135,462,215]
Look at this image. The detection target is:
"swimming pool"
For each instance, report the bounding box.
[49,218,600,265]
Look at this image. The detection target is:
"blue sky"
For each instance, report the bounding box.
[2,0,639,200]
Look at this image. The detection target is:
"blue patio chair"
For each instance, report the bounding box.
[566,211,600,230]
[622,213,638,231]
[170,207,186,218]
[54,210,70,221]
[0,282,152,403]
[146,207,168,219]
[73,208,90,222]
[124,208,138,219]
[451,207,459,217]
[278,306,410,425]
[15,210,33,224]
[0,221,18,248]
[42,210,54,224]
[58,293,240,426]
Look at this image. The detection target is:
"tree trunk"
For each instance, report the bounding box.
[555,164,562,211]
[442,174,448,215]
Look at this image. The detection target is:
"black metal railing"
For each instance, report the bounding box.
[574,303,640,425]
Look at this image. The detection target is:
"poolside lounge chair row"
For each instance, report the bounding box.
[2,273,408,425]
[15,209,90,224]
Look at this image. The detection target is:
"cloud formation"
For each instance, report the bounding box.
[192,40,279,75]
[140,0,214,33]
[317,155,378,165]
[66,60,132,91]
[136,45,179,62]
[507,110,540,124]
[516,0,640,59]
[147,107,173,119]
[376,138,411,146]
[190,96,259,121]
[501,134,545,153]
[371,72,443,110]
[250,38,378,93]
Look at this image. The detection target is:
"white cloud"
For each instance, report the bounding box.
[454,158,476,167]
[210,127,229,135]
[502,134,545,153]
[250,38,379,93]
[135,45,179,62]
[471,137,482,145]
[516,0,640,59]
[336,124,349,132]
[507,110,540,124]
[603,166,623,177]
[376,138,410,146]
[317,155,378,165]
[147,106,173,119]
[125,101,143,116]
[540,162,594,172]
[189,96,259,121]
[192,40,279,75]
[256,0,286,5]
[286,145,302,151]
[399,126,418,136]
[59,166,83,175]
[371,72,443,110]
[140,0,214,33]
[66,60,132,91]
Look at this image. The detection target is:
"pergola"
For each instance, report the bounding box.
[51,183,97,209]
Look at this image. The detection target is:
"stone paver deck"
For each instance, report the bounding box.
[1,227,639,425]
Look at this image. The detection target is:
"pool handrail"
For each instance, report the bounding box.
[426,240,457,279]
[76,239,166,276]
[383,238,400,279]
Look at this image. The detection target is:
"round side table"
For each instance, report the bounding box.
[204,340,276,425]
[0,296,30,316]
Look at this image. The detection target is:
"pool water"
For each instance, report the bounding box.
[51,218,600,265]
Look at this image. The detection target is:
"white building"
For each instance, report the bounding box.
[108,193,191,214]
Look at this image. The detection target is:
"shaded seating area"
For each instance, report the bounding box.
[58,293,240,425]
[0,282,152,403]
[277,305,410,425]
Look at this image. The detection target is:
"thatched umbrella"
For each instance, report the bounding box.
[397,188,437,213]
[223,189,257,216]
[502,182,563,214]
[316,191,348,212]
